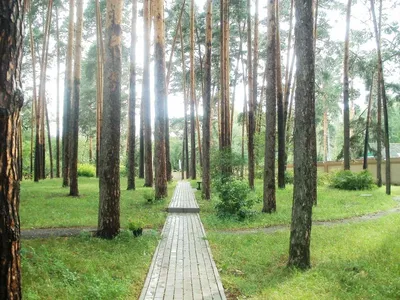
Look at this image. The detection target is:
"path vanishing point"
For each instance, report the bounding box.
[139,181,227,300]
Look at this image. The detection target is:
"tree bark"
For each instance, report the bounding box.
[70,0,83,197]
[276,1,285,189]
[36,0,53,181]
[97,0,123,239]
[220,0,231,176]
[63,0,75,187]
[370,0,390,194]
[253,0,259,122]
[343,0,351,170]
[202,0,212,200]
[143,0,153,187]
[139,99,144,178]
[363,75,373,170]
[263,0,277,213]
[29,19,38,180]
[247,0,255,189]
[95,0,104,178]
[127,0,137,191]
[190,0,196,180]
[56,6,61,178]
[180,24,189,179]
[154,0,168,199]
[45,103,53,178]
[288,0,316,270]
[0,0,24,296]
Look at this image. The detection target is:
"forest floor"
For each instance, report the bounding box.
[21,204,400,239]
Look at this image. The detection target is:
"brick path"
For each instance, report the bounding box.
[139,182,226,300]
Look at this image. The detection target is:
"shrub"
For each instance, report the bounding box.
[142,189,155,202]
[215,178,259,219]
[285,170,294,184]
[330,170,375,190]
[77,164,96,177]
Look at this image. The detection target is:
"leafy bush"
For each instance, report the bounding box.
[285,170,294,184]
[317,172,334,186]
[142,189,155,202]
[77,164,96,177]
[330,170,375,190]
[215,178,259,219]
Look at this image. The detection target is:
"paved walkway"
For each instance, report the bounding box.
[140,182,226,300]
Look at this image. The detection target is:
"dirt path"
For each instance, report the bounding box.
[21,205,400,239]
[213,206,400,235]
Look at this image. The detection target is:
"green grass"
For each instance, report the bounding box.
[22,231,158,299]
[207,213,400,299]
[20,177,176,229]
[197,181,400,230]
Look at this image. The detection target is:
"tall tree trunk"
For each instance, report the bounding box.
[262,0,277,213]
[283,0,294,128]
[143,0,153,187]
[247,0,255,189]
[276,1,285,189]
[154,0,168,199]
[36,0,54,180]
[165,0,187,182]
[0,0,24,296]
[29,19,38,180]
[253,0,259,117]
[45,104,53,178]
[97,0,123,239]
[323,105,328,162]
[230,21,244,136]
[56,6,61,178]
[343,0,352,170]
[139,100,144,178]
[166,0,186,88]
[63,0,75,187]
[70,0,83,197]
[288,0,316,270]
[89,136,93,162]
[363,75,373,170]
[189,0,196,179]
[220,0,231,176]
[95,0,104,178]
[127,0,137,191]
[202,0,212,200]
[180,24,189,179]
[370,0,390,194]
[241,55,248,178]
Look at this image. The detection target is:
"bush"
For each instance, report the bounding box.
[77,164,96,177]
[215,178,259,219]
[330,170,375,190]
[285,170,294,184]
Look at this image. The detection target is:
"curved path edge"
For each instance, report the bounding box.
[213,206,400,235]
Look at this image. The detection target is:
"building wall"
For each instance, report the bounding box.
[287,157,400,185]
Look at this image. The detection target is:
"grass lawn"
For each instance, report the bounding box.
[22,231,158,299]
[197,180,400,230]
[20,177,176,229]
[207,213,400,299]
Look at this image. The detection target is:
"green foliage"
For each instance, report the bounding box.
[317,172,334,186]
[128,220,144,231]
[142,189,155,202]
[77,164,96,177]
[198,180,399,231]
[284,170,294,185]
[331,170,375,190]
[215,179,259,220]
